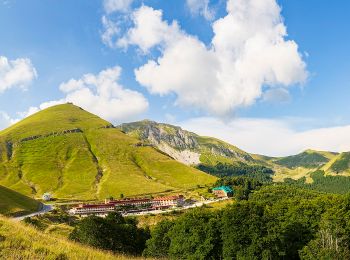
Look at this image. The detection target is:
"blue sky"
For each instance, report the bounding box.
[0,0,349,156]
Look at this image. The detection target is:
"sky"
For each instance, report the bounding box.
[0,0,349,156]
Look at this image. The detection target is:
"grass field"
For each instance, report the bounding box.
[0,216,144,259]
[0,185,41,216]
[0,104,216,201]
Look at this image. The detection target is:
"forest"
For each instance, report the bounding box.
[62,174,350,259]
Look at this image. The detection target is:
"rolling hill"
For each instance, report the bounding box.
[0,185,41,216]
[0,104,216,201]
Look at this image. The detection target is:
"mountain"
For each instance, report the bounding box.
[322,152,350,175]
[0,216,131,259]
[0,185,41,216]
[0,104,216,200]
[120,120,255,166]
[120,120,350,183]
[273,150,337,169]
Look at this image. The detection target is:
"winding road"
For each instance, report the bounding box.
[14,204,53,221]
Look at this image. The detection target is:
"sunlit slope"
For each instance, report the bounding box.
[0,104,216,200]
[0,216,135,259]
[0,185,41,216]
[321,152,350,175]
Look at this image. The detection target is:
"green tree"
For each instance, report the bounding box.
[143,220,174,258]
[69,213,149,255]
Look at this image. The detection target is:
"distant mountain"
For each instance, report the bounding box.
[120,120,350,183]
[120,120,255,166]
[0,104,215,200]
[322,152,350,175]
[0,185,41,216]
[273,150,338,169]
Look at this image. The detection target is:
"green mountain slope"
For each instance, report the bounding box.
[0,104,216,200]
[120,120,255,166]
[273,150,337,169]
[0,185,41,216]
[120,121,350,183]
[321,152,350,175]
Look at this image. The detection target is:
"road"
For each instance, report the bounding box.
[14,204,54,221]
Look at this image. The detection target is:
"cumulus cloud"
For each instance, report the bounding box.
[119,0,307,116]
[21,66,148,123]
[186,0,215,20]
[179,117,350,157]
[103,0,133,14]
[101,15,120,48]
[0,56,37,93]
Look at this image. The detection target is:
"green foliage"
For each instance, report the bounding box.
[215,176,266,200]
[69,212,150,255]
[286,170,350,194]
[143,209,222,259]
[197,162,273,182]
[144,185,346,259]
[300,194,350,259]
[329,152,350,173]
[143,220,175,258]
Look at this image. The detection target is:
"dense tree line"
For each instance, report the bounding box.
[197,162,273,183]
[215,176,266,200]
[144,185,350,259]
[285,170,350,194]
[69,212,150,255]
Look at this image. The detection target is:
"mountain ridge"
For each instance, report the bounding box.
[0,104,216,200]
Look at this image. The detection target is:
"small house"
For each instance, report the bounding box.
[42,193,52,201]
[212,186,233,198]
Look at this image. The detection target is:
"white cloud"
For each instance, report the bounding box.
[178,117,350,157]
[186,0,215,20]
[118,0,307,116]
[117,6,182,53]
[21,66,148,123]
[0,56,37,93]
[101,15,120,48]
[103,0,133,14]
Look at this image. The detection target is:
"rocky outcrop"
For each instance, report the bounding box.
[120,120,255,165]
[140,122,199,150]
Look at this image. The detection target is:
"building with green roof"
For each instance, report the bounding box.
[212,186,233,198]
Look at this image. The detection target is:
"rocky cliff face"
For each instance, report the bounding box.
[120,120,254,166]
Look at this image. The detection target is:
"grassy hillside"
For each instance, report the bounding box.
[0,104,216,201]
[0,216,140,259]
[0,185,41,216]
[322,152,350,175]
[273,150,336,169]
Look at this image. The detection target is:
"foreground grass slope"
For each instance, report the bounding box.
[0,104,216,200]
[0,216,137,259]
[0,185,41,216]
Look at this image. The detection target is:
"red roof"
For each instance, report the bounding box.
[109,198,151,205]
[153,195,183,201]
[78,203,115,209]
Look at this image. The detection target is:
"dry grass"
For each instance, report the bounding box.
[0,216,146,260]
